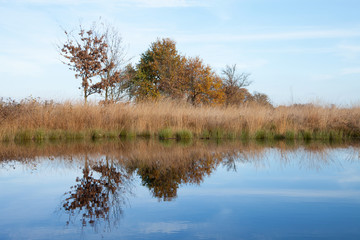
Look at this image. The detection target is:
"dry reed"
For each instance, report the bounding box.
[1,99,360,142]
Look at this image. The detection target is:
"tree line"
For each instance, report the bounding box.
[60,23,271,106]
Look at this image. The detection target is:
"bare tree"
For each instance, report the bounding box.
[222,64,252,106]
[250,91,273,107]
[95,21,130,102]
[222,64,252,89]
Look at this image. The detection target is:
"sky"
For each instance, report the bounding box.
[0,0,360,105]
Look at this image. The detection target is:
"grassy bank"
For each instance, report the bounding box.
[1,99,360,143]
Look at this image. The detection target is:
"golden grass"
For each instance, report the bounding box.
[1,99,360,142]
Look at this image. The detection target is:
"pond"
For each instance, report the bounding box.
[0,140,360,239]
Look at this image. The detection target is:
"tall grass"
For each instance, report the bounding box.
[1,99,360,142]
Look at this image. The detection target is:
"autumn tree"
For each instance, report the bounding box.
[61,26,109,103]
[132,38,186,101]
[184,57,225,106]
[222,64,252,106]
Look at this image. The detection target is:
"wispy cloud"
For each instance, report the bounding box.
[125,0,207,8]
[182,188,360,198]
[141,221,190,234]
[341,67,360,75]
[7,0,207,8]
[177,29,360,43]
[337,44,360,60]
[339,44,360,52]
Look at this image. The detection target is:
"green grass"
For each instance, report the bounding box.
[158,128,173,140]
[200,129,211,139]
[64,131,85,140]
[34,129,46,142]
[211,128,224,139]
[254,129,267,140]
[285,131,295,141]
[104,130,119,139]
[175,129,193,140]
[119,129,136,140]
[14,130,33,142]
[1,133,12,142]
[225,131,237,140]
[273,133,286,140]
[137,130,153,139]
[1,127,358,144]
[48,130,63,141]
[90,129,104,140]
[300,130,313,141]
[240,130,250,141]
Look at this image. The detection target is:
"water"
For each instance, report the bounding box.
[0,141,360,239]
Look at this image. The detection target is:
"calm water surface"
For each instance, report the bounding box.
[0,141,359,239]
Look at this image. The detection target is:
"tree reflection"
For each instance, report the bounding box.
[129,153,222,201]
[62,156,131,229]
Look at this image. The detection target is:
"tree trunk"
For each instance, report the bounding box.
[84,88,88,104]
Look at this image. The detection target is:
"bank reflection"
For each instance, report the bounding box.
[1,140,359,231]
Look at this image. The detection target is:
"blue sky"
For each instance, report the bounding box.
[1,0,360,105]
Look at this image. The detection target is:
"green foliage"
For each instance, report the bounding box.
[131,38,226,105]
[133,38,185,101]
